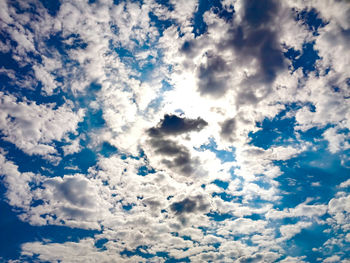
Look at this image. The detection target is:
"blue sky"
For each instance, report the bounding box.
[0,0,350,262]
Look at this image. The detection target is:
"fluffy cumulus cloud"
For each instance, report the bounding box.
[0,0,349,262]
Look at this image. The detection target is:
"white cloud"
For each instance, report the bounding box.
[279,256,307,263]
[323,127,350,154]
[0,92,84,156]
[0,153,37,209]
[323,255,341,263]
[279,221,312,240]
[339,179,350,189]
[266,200,328,220]
[62,137,82,156]
[328,193,350,231]
[21,238,139,263]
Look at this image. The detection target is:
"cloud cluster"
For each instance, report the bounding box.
[145,114,208,176]
[0,0,349,262]
[0,92,84,158]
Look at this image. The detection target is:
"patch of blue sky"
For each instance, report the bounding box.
[47,106,104,175]
[154,0,174,11]
[165,257,191,263]
[120,245,160,260]
[122,203,134,211]
[160,79,174,92]
[0,30,87,108]
[206,211,236,221]
[283,224,331,262]
[0,186,99,262]
[0,73,67,110]
[246,197,275,210]
[0,139,53,176]
[284,41,320,76]
[244,213,263,221]
[297,125,329,143]
[273,143,350,209]
[249,105,298,150]
[94,238,108,251]
[137,165,156,176]
[0,47,33,77]
[251,177,272,190]
[294,7,328,36]
[99,142,118,158]
[54,108,102,172]
[249,102,322,149]
[340,148,350,168]
[46,32,88,57]
[211,192,240,202]
[62,148,97,174]
[149,11,174,37]
[211,179,229,190]
[192,0,234,37]
[44,33,87,72]
[113,0,143,6]
[111,41,164,83]
[0,134,95,180]
[196,138,235,163]
[142,80,175,114]
[284,7,325,76]
[39,0,61,17]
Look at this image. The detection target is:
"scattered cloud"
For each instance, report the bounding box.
[0,0,349,262]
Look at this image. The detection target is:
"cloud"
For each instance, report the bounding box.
[176,0,288,99]
[0,92,84,157]
[227,0,285,81]
[146,114,208,176]
[328,194,350,231]
[196,52,231,97]
[45,176,96,208]
[279,256,307,263]
[323,255,341,263]
[148,138,197,175]
[220,117,237,142]
[266,200,328,219]
[148,114,208,137]
[20,239,138,263]
[279,221,312,240]
[339,179,350,189]
[0,153,36,209]
[170,195,210,215]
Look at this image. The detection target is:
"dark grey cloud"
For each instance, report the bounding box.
[143,197,161,209]
[220,117,236,142]
[148,114,207,137]
[170,195,210,215]
[243,0,279,26]
[147,114,206,176]
[197,53,231,97]
[238,254,264,263]
[149,138,197,175]
[150,138,188,155]
[190,0,286,99]
[224,0,285,83]
[180,40,197,58]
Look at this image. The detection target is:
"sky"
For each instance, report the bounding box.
[0,0,349,262]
